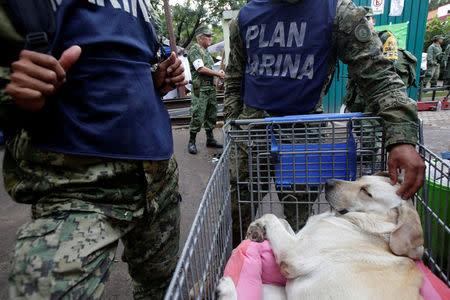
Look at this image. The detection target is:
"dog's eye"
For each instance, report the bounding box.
[360,187,372,197]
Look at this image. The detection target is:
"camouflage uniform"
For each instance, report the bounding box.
[225,0,419,245]
[344,30,418,112]
[443,44,450,85]
[1,4,180,300]
[188,43,217,136]
[423,42,443,87]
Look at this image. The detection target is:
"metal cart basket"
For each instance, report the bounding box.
[164,114,449,300]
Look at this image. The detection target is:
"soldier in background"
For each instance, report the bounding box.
[225,0,425,247]
[187,26,225,154]
[423,35,444,87]
[443,43,450,86]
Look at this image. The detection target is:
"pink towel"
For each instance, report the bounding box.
[223,240,450,300]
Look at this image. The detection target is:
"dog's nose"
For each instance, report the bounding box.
[325,179,337,190]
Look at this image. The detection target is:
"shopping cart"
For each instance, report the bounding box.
[164,114,449,300]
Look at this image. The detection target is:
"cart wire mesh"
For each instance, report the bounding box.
[164,143,232,300]
[164,115,449,300]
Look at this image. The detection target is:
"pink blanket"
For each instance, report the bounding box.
[223,239,449,300]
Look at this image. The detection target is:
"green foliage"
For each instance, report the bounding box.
[423,16,450,52]
[428,0,449,11]
[155,0,246,49]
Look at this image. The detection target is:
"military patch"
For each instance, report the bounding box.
[355,24,371,43]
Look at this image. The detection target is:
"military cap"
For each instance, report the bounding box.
[364,6,374,17]
[433,35,444,41]
[196,26,213,36]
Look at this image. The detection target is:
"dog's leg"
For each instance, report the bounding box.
[248,214,299,278]
[216,276,237,300]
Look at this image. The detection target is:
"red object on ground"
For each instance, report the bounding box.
[417,97,449,111]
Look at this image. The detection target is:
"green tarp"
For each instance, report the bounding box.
[375,22,409,49]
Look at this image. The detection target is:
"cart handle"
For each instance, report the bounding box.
[229,113,366,126]
[264,112,363,122]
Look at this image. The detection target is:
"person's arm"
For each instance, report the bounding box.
[224,17,246,121]
[197,66,225,79]
[335,0,425,199]
[427,45,435,65]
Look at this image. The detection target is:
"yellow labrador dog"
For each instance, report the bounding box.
[217,173,424,300]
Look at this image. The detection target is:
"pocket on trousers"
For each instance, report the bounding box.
[17,218,63,240]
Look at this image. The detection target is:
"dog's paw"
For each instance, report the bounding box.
[246,220,266,242]
[216,276,237,300]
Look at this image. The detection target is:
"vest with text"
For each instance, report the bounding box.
[239,0,337,114]
[29,0,173,160]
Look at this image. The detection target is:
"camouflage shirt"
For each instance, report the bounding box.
[188,43,215,85]
[427,43,442,66]
[224,0,419,148]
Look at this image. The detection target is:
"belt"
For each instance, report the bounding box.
[199,80,214,86]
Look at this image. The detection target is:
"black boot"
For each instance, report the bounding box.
[206,131,223,148]
[188,132,197,154]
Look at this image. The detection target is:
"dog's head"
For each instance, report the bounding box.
[325,173,424,260]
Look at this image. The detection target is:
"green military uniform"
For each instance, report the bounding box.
[188,35,217,137]
[423,38,443,87]
[344,30,418,113]
[225,0,419,246]
[1,4,180,300]
[443,43,450,86]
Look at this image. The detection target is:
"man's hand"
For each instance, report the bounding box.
[6,46,82,111]
[388,144,425,200]
[153,52,187,94]
[218,70,225,79]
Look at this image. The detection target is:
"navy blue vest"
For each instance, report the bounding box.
[239,0,337,114]
[29,0,173,160]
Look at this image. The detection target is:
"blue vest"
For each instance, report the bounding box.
[239,0,337,115]
[29,0,173,160]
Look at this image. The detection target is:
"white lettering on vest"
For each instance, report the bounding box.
[281,54,301,79]
[246,53,315,81]
[259,24,270,48]
[56,0,153,23]
[246,26,259,49]
[269,22,285,47]
[260,54,276,76]
[273,54,283,77]
[297,54,314,80]
[244,21,315,80]
[123,0,130,12]
[286,22,306,47]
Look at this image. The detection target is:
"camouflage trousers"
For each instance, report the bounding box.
[229,106,312,247]
[189,87,217,134]
[5,131,180,300]
[423,64,440,87]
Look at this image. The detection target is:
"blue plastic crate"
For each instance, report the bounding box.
[268,113,360,188]
[275,143,353,187]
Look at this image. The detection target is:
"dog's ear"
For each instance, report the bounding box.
[389,201,424,260]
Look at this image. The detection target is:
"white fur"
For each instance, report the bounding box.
[217,175,424,300]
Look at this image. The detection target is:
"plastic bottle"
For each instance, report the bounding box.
[436,100,442,112]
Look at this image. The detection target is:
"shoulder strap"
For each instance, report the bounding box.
[0,0,55,53]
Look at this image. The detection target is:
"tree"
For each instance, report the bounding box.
[423,16,450,51]
[429,0,450,11]
[157,0,246,49]
[429,0,440,11]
